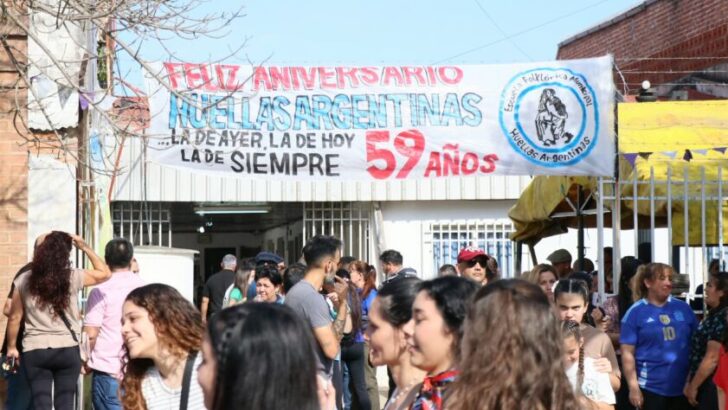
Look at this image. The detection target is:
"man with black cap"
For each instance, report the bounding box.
[256,251,285,271]
[457,247,495,286]
[547,248,573,279]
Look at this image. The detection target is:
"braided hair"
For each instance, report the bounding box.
[561,320,584,393]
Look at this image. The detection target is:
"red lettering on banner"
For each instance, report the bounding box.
[335,67,360,88]
[184,64,204,89]
[270,67,292,90]
[216,65,240,91]
[318,67,337,89]
[438,67,463,85]
[366,130,396,179]
[425,66,437,86]
[253,67,272,92]
[164,64,466,91]
[461,153,479,175]
[382,67,403,86]
[479,154,499,173]
[292,67,317,89]
[164,63,183,90]
[199,65,218,91]
[442,144,460,176]
[360,67,379,86]
[402,67,427,86]
[393,130,425,178]
[424,152,442,177]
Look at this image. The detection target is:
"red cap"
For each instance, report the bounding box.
[457,247,489,263]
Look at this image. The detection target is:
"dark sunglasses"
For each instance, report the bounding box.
[466,257,489,267]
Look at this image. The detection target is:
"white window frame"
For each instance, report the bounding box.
[428,219,516,278]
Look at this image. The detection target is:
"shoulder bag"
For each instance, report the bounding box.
[180,351,198,410]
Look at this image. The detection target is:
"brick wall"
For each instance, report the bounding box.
[557,0,728,94]
[0,13,28,337]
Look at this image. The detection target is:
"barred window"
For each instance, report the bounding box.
[430,221,515,278]
[303,202,372,262]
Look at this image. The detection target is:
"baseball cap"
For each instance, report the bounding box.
[255,251,284,265]
[457,247,489,264]
[547,249,572,264]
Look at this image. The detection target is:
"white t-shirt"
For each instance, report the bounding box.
[566,357,616,405]
[142,354,205,410]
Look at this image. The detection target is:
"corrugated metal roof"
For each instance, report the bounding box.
[111,137,532,202]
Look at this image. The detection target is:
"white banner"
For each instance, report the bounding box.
[145,56,615,180]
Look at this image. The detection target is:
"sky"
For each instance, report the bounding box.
[119,0,644,87]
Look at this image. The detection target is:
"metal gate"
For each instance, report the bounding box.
[303,202,373,262]
[594,164,726,303]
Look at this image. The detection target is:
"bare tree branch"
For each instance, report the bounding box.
[0,0,249,177]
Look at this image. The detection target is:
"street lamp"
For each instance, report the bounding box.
[636,79,657,102]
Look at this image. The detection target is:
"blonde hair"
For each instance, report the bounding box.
[523,263,558,285]
[630,263,673,301]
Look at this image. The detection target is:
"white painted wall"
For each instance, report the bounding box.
[380,200,516,279]
[134,246,198,302]
[27,156,76,257]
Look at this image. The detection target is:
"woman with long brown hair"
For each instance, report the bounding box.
[403,276,479,410]
[121,283,205,410]
[349,261,380,409]
[5,231,110,410]
[446,279,580,410]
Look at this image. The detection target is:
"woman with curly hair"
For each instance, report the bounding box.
[4,231,111,409]
[446,279,581,410]
[120,283,205,410]
[197,303,323,410]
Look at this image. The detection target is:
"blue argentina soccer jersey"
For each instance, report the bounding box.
[620,297,698,396]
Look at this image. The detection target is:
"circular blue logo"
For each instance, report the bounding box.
[499,67,599,167]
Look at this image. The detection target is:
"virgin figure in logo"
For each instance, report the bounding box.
[535,89,573,146]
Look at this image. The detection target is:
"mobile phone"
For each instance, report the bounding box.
[2,356,17,374]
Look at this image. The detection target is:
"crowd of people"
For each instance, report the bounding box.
[2,231,728,410]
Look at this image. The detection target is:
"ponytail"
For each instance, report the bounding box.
[630,263,672,302]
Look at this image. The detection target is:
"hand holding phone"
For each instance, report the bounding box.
[2,356,18,375]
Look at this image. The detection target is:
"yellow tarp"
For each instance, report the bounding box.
[509,100,728,246]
